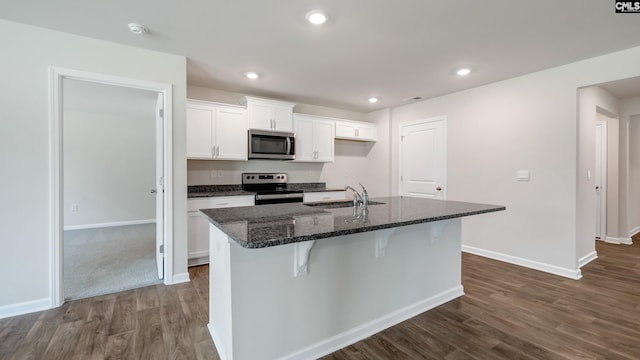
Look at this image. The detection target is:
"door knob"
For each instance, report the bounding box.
[595,186,600,190]
[436,186,443,191]
[150,189,157,194]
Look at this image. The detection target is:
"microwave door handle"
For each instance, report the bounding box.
[285,137,291,155]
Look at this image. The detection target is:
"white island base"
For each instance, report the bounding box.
[208,219,464,360]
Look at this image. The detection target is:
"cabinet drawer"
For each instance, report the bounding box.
[303,191,346,203]
[188,195,255,212]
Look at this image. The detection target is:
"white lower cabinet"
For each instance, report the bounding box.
[187,195,254,266]
[303,191,346,203]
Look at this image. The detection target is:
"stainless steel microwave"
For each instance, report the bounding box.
[248,129,295,160]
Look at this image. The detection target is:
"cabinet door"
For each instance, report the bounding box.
[335,122,358,139]
[215,107,248,160]
[356,124,377,141]
[314,119,335,162]
[303,191,346,203]
[188,211,210,265]
[273,105,293,131]
[293,116,315,161]
[187,105,214,159]
[247,101,273,130]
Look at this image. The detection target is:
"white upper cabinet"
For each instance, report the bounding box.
[187,100,248,160]
[242,96,295,132]
[335,119,377,141]
[293,114,335,162]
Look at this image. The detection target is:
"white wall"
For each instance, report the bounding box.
[620,93,640,233]
[620,97,640,236]
[389,46,640,277]
[0,19,187,311]
[63,80,157,227]
[186,85,391,193]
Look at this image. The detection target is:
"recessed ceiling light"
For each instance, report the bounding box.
[368,97,378,104]
[245,72,259,80]
[128,23,148,35]
[456,68,471,76]
[306,10,328,25]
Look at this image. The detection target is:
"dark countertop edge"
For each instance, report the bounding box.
[208,205,506,249]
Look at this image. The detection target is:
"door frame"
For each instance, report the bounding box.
[48,67,174,308]
[595,119,607,240]
[398,116,448,199]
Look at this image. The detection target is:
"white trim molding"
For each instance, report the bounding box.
[63,219,156,231]
[462,245,582,280]
[604,236,633,245]
[629,225,640,238]
[0,298,50,320]
[578,251,598,268]
[169,272,191,285]
[49,67,174,309]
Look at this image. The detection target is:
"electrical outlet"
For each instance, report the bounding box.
[211,170,217,178]
[217,170,224,178]
[71,204,79,212]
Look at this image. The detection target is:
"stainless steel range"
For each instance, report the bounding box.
[242,173,303,205]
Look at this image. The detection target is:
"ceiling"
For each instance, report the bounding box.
[2,0,640,112]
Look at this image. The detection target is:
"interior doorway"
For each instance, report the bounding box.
[62,79,162,300]
[399,117,447,199]
[49,68,173,307]
[595,119,607,240]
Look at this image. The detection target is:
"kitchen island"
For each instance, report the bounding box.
[202,196,505,360]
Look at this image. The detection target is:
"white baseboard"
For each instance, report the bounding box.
[208,323,230,360]
[188,254,209,267]
[280,285,464,360]
[629,225,640,238]
[168,272,190,285]
[605,236,633,245]
[462,245,582,280]
[0,298,50,320]
[64,219,156,231]
[578,251,598,268]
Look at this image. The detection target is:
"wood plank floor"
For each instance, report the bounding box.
[1,239,639,359]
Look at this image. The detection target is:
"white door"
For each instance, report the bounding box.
[400,118,446,199]
[595,120,607,240]
[155,93,164,279]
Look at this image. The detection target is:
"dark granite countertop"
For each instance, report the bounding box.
[187,183,345,198]
[201,196,505,248]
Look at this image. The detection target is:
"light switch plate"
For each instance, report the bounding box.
[517,170,530,182]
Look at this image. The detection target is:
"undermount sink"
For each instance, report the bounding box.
[303,200,385,209]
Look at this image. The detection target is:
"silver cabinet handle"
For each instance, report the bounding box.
[436,186,443,191]
[211,146,216,158]
[216,145,220,157]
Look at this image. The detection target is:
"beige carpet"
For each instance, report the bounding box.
[63,223,162,300]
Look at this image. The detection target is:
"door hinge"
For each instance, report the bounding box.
[401,175,403,181]
[159,109,164,118]
[401,136,405,142]
[159,176,164,187]
[159,244,164,254]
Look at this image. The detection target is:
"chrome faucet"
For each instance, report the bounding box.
[345,184,369,207]
[345,185,362,207]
